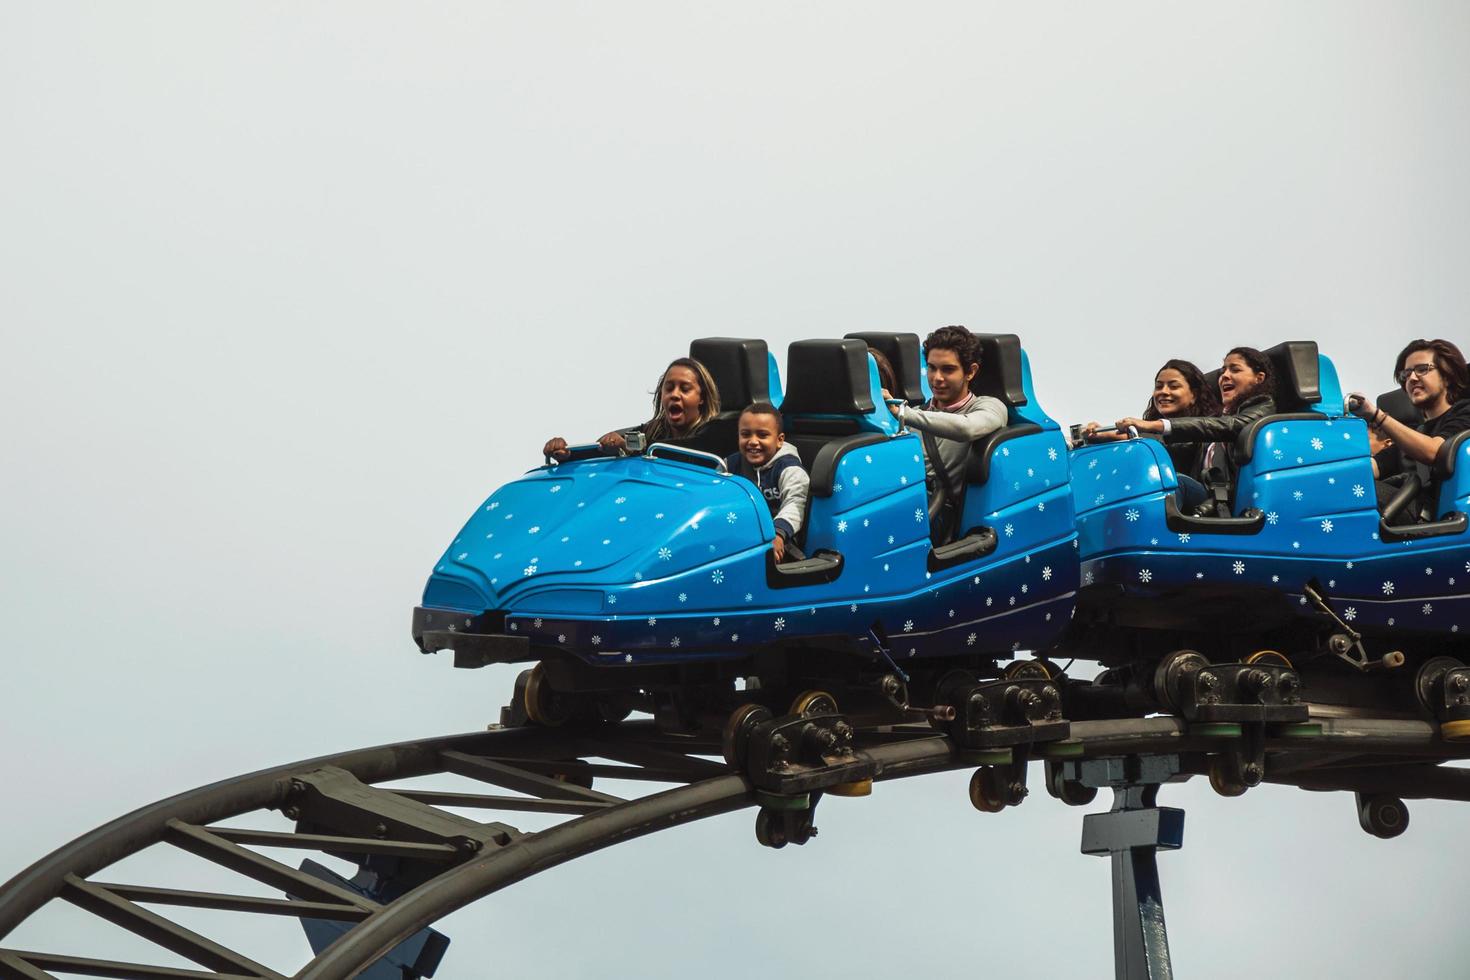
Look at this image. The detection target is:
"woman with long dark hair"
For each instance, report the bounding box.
[1118,347,1276,514]
[543,357,722,459]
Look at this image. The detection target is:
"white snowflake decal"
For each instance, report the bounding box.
[1382,581,1395,595]
[678,592,687,603]
[1139,569,1152,583]
[532,618,543,628]
[1423,603,1434,615]
[591,635,602,646]
[1351,484,1365,499]
[1310,437,1324,451]
[1272,448,1284,460]
[773,617,786,631]
[487,501,499,511]
[902,620,914,632]
[726,512,738,524]
[456,552,468,560]
[615,496,626,504]
[1042,566,1053,581]
[658,547,672,561]
[851,476,860,487]
[1426,567,1435,575]
[888,535,895,545]
[654,512,664,519]
[607,595,617,605]
[1001,446,1010,456]
[850,604,858,613]
[744,592,754,602]
[1266,512,1279,525]
[899,476,907,486]
[557,633,566,643]
[1004,523,1015,537]
[863,518,870,527]
[1321,520,1334,533]
[967,632,977,646]
[837,520,848,533]
[528,525,540,534]
[523,565,537,577]
[1125,508,1140,523]
[647,617,657,626]
[711,569,724,584]
[1008,596,1016,606]
[1178,533,1191,544]
[914,508,924,522]
[1084,571,1095,585]
[1037,501,1046,512]
[1088,458,1098,470]
[670,636,682,648]
[713,617,721,626]
[1232,560,1245,575]
[1021,584,1029,594]
[864,454,873,464]
[730,633,740,642]
[1343,607,1357,622]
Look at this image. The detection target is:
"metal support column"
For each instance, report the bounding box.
[1073,755,1185,980]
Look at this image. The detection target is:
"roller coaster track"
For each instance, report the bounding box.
[2,711,1469,979]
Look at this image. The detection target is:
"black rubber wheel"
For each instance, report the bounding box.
[1358,794,1409,839]
[1153,649,1209,714]
[754,808,787,849]
[1046,762,1097,806]
[721,703,771,769]
[522,664,573,727]
[1208,756,1248,797]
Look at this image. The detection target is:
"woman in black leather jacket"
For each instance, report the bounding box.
[1117,347,1277,513]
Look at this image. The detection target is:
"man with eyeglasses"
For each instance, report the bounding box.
[1348,338,1470,521]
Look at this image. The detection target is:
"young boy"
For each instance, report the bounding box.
[724,403,810,562]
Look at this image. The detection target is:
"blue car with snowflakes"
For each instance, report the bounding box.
[1064,341,1470,717]
[412,334,1078,724]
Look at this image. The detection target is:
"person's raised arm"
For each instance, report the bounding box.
[899,398,1007,441]
[1346,392,1445,466]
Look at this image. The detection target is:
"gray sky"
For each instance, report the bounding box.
[3,2,1469,976]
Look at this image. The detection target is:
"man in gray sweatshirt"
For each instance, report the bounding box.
[884,325,1008,538]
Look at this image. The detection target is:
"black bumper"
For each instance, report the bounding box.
[412,606,531,669]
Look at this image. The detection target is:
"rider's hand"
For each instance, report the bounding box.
[773,534,786,563]
[881,389,902,419]
[1346,392,1375,419]
[598,431,629,454]
[1115,417,1161,435]
[543,437,570,460]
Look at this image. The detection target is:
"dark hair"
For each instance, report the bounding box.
[1142,359,1220,421]
[738,401,783,431]
[645,357,721,443]
[922,325,981,392]
[1222,346,1275,413]
[867,347,897,393]
[1394,338,1469,403]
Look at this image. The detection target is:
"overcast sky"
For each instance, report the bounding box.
[3,2,1469,977]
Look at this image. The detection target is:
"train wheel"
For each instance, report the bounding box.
[721,703,771,769]
[1153,649,1209,714]
[1004,659,1052,680]
[968,767,1009,813]
[827,778,873,798]
[1358,794,1409,839]
[754,808,788,849]
[1442,720,1470,742]
[1245,649,1293,668]
[1045,761,1097,806]
[522,665,572,727]
[1415,656,1465,716]
[790,690,838,717]
[1207,756,1248,797]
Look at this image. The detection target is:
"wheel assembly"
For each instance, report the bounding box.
[1357,793,1409,839]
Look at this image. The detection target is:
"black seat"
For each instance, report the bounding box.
[781,338,888,494]
[688,337,771,455]
[844,332,926,404]
[963,333,1039,487]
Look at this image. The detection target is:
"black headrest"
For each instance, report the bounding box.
[781,339,875,415]
[1262,341,1320,411]
[1377,387,1417,427]
[844,332,924,403]
[689,337,769,414]
[973,333,1027,407]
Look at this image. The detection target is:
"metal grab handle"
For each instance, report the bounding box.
[645,443,729,474]
[543,443,604,465]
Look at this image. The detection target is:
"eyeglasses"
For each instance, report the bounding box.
[1397,363,1439,385]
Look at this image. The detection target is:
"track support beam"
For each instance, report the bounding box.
[1075,755,1185,980]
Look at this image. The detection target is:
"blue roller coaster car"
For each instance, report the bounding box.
[1066,341,1470,681]
[414,333,1077,713]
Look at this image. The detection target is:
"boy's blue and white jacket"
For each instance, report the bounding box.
[724,443,810,542]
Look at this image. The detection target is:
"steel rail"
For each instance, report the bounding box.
[2,710,1467,978]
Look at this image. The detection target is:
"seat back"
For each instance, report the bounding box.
[844,332,927,404]
[689,337,772,454]
[1261,341,1322,413]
